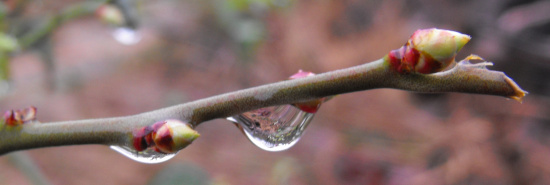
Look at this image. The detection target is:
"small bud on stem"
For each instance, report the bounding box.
[2,106,37,126]
[289,70,333,113]
[95,4,125,26]
[132,119,200,154]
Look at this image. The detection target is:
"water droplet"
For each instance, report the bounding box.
[112,27,142,45]
[227,105,314,151]
[110,145,176,164]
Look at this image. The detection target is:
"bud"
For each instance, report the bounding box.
[2,110,16,126]
[292,99,325,113]
[152,119,200,154]
[411,29,470,67]
[132,119,200,154]
[96,4,124,26]
[132,125,154,152]
[289,70,332,113]
[289,70,315,79]
[387,28,471,74]
[2,106,37,126]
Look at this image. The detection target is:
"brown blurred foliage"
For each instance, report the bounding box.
[1,0,550,184]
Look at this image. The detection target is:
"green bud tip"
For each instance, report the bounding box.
[388,28,471,74]
[152,119,200,154]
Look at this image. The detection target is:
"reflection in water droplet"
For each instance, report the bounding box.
[112,27,142,45]
[110,145,176,164]
[227,105,314,151]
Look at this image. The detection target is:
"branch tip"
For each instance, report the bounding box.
[454,55,527,102]
[504,76,528,103]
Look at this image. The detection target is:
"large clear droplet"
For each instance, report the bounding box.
[110,145,176,164]
[112,27,142,45]
[227,105,314,152]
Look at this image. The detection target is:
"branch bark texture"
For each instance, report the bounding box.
[0,29,527,155]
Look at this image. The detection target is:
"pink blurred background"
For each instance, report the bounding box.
[1,0,550,184]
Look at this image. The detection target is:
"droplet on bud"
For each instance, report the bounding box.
[112,27,142,45]
[227,105,314,151]
[110,145,177,164]
[289,70,332,113]
[226,70,335,151]
[111,119,199,164]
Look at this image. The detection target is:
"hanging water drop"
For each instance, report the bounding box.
[226,70,332,151]
[110,145,176,164]
[112,27,142,45]
[227,105,315,152]
[110,119,199,164]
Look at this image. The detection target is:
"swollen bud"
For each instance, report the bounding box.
[411,29,470,67]
[387,28,471,74]
[132,119,200,154]
[152,119,200,154]
[95,4,124,26]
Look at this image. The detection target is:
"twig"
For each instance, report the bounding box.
[0,55,526,155]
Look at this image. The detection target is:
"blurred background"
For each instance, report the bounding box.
[1,0,549,184]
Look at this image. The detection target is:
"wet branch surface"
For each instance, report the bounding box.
[0,57,526,155]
